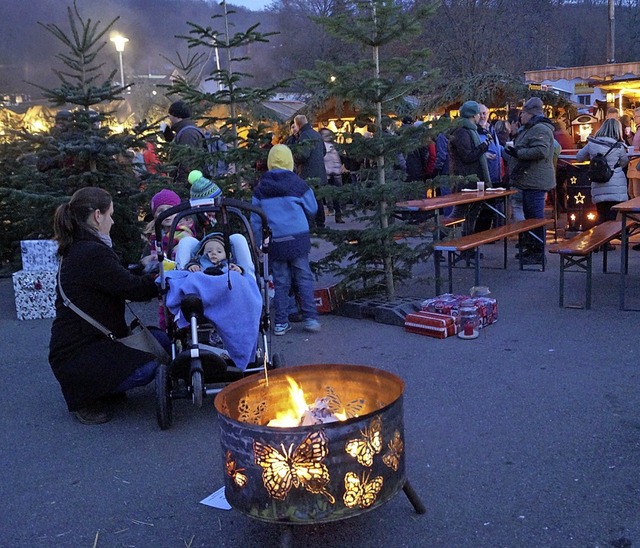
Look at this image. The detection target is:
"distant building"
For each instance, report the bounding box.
[525,61,640,114]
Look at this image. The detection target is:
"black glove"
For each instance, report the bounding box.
[504,145,518,158]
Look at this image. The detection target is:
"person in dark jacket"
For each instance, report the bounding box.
[294,114,327,228]
[251,145,321,336]
[403,118,430,183]
[49,187,165,425]
[502,97,556,263]
[447,101,493,231]
[162,100,205,186]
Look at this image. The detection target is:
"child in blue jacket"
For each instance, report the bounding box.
[251,144,320,335]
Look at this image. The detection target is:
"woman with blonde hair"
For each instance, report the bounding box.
[576,118,628,224]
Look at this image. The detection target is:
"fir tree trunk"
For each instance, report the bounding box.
[372,6,395,299]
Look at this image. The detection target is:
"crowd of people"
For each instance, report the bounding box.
[46,98,640,424]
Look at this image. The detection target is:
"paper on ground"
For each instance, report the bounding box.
[200,486,232,510]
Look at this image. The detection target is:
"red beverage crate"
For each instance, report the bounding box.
[404,311,458,339]
[314,282,348,314]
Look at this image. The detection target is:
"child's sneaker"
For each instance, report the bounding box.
[303,319,321,333]
[274,323,291,336]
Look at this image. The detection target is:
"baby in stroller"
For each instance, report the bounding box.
[184,234,243,275]
[163,230,262,371]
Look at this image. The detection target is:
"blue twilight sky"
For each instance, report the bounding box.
[229,0,272,11]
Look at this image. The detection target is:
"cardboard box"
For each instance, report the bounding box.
[12,269,57,320]
[20,240,59,272]
[421,294,498,329]
[404,311,458,339]
[314,281,348,314]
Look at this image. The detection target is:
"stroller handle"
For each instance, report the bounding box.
[154,198,271,259]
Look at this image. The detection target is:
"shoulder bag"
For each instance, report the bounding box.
[57,261,170,364]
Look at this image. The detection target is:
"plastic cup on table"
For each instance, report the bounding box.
[476,181,485,192]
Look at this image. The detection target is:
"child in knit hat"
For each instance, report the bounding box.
[188,170,222,201]
[141,189,194,272]
[185,233,243,275]
[250,144,321,335]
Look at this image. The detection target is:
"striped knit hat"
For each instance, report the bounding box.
[188,170,222,200]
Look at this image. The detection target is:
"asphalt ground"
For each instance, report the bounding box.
[2,214,640,548]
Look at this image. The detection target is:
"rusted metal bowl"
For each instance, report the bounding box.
[214,363,406,524]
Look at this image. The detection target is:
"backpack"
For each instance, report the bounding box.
[587,141,619,183]
[174,126,228,178]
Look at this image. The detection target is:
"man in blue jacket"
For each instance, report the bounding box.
[251,144,321,335]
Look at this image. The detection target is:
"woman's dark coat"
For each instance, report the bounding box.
[49,234,158,411]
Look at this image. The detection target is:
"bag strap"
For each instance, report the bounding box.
[174,125,206,148]
[57,259,118,341]
[588,137,619,158]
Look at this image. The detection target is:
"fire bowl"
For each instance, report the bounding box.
[214,363,406,524]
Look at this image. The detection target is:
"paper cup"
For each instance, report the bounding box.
[476,181,485,192]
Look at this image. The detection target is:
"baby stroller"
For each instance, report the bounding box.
[153,196,282,430]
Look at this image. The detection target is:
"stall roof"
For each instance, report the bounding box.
[259,100,305,121]
[525,62,640,83]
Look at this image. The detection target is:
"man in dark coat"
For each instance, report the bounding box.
[163,100,205,186]
[502,97,556,263]
[294,114,327,228]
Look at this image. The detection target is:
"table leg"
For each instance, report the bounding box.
[434,210,442,295]
[434,250,442,295]
[620,214,627,310]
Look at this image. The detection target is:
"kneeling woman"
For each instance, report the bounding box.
[49,187,166,425]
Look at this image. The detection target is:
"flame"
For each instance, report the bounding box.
[267,376,349,427]
[267,376,309,427]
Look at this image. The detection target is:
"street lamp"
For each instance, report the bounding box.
[110,34,129,88]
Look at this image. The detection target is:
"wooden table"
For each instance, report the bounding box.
[397,189,516,294]
[612,197,640,310]
[396,188,515,231]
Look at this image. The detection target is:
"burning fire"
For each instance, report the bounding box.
[267,376,348,427]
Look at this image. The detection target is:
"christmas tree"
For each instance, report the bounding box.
[0,1,164,271]
[160,0,289,198]
[299,0,444,298]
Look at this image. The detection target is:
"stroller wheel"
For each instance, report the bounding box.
[191,369,203,408]
[272,353,285,369]
[156,362,173,430]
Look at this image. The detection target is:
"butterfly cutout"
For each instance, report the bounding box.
[254,430,335,504]
[382,431,404,472]
[345,415,383,467]
[238,397,267,424]
[225,450,248,488]
[343,470,384,509]
[323,386,365,419]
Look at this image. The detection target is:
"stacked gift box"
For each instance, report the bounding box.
[12,240,59,320]
[404,293,498,339]
[421,293,498,329]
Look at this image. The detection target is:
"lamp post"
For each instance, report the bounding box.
[110,34,129,88]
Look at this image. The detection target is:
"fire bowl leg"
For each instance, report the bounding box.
[403,480,426,514]
[280,525,294,548]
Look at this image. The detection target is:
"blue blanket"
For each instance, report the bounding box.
[164,271,262,370]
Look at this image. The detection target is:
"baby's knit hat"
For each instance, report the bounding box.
[150,189,181,216]
[201,233,225,251]
[188,170,222,200]
[459,101,480,118]
[267,144,294,171]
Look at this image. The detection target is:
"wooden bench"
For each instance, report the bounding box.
[548,220,631,309]
[393,216,465,241]
[433,218,554,294]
